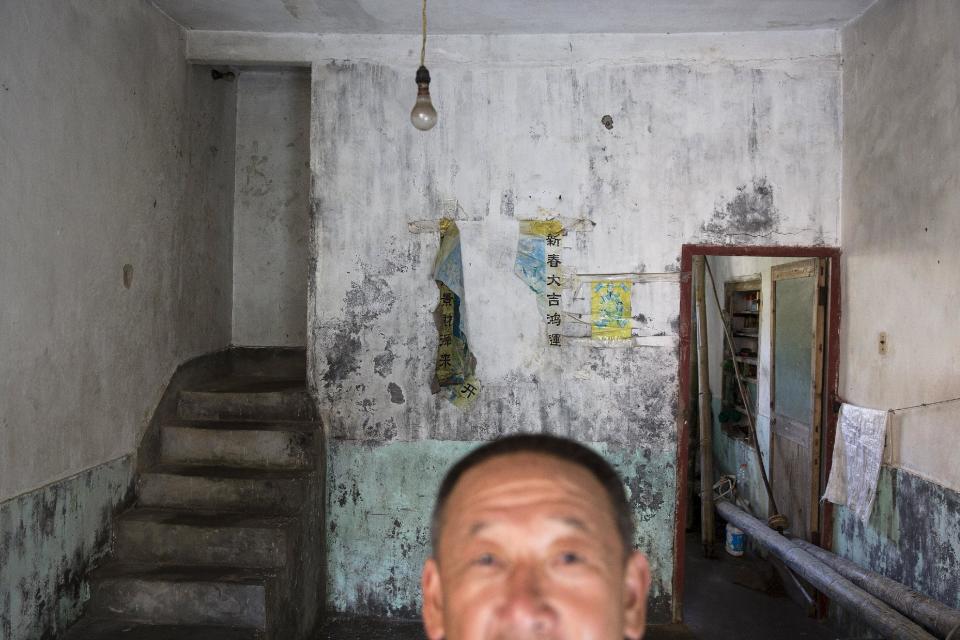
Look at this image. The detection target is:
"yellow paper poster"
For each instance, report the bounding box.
[591,281,632,340]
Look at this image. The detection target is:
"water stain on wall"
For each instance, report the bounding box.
[373,341,396,378]
[702,177,781,240]
[0,457,133,639]
[321,273,398,387]
[388,382,405,405]
[500,189,516,218]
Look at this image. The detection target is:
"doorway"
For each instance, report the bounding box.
[673,245,841,625]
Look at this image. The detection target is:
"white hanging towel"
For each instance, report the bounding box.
[822,403,889,524]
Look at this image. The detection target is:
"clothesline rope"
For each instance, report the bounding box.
[887,395,960,414]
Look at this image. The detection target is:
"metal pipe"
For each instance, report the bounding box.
[717,501,937,640]
[794,538,960,639]
[693,255,715,554]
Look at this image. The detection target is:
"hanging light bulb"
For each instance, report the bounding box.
[411,66,437,131]
[410,0,437,131]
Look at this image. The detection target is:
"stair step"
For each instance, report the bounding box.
[62,617,263,640]
[139,466,308,514]
[161,421,315,469]
[229,347,306,380]
[115,509,296,569]
[85,563,280,630]
[178,378,316,422]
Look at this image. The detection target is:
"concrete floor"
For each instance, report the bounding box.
[681,533,840,640]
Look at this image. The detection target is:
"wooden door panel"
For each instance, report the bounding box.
[771,430,811,539]
[770,258,825,542]
[772,413,811,447]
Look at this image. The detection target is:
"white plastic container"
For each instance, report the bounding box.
[725,523,745,557]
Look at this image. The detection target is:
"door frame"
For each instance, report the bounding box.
[673,245,842,623]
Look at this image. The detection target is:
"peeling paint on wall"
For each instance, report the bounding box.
[0,457,133,639]
[326,439,677,622]
[833,466,960,610]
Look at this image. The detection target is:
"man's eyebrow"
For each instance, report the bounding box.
[467,521,490,537]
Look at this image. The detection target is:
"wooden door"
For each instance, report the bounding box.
[769,259,826,541]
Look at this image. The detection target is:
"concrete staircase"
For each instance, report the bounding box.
[64,365,323,640]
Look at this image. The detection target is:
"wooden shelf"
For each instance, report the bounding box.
[724,279,761,421]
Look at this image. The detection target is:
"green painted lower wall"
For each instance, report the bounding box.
[711,397,771,519]
[0,456,133,640]
[833,466,960,610]
[326,438,676,622]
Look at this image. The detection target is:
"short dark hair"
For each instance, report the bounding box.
[430,434,635,558]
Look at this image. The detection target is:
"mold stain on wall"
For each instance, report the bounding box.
[833,466,960,611]
[0,457,133,639]
[701,177,782,242]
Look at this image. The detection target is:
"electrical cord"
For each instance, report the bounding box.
[420,0,428,67]
[889,396,960,414]
[713,475,737,502]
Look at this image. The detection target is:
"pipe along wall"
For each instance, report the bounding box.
[716,501,945,640]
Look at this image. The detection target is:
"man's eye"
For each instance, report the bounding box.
[474,553,497,566]
[560,551,582,565]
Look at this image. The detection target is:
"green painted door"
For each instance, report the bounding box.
[770,259,826,541]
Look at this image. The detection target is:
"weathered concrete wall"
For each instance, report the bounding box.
[705,255,797,518]
[840,0,960,494]
[1,2,234,635]
[327,439,677,618]
[0,0,234,502]
[0,457,133,639]
[835,0,960,615]
[832,466,960,631]
[233,68,311,347]
[308,31,843,621]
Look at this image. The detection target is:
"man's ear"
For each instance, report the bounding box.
[421,557,446,640]
[622,551,652,640]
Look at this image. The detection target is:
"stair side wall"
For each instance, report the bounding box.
[0,458,134,640]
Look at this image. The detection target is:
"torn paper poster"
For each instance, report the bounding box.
[514,219,564,347]
[432,218,480,408]
[591,281,632,340]
[823,403,889,524]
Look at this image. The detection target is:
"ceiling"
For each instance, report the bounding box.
[151,0,876,34]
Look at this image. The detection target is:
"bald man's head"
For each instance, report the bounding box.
[421,434,652,640]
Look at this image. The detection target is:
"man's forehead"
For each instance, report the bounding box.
[459,451,598,486]
[446,452,612,514]
[467,514,592,536]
